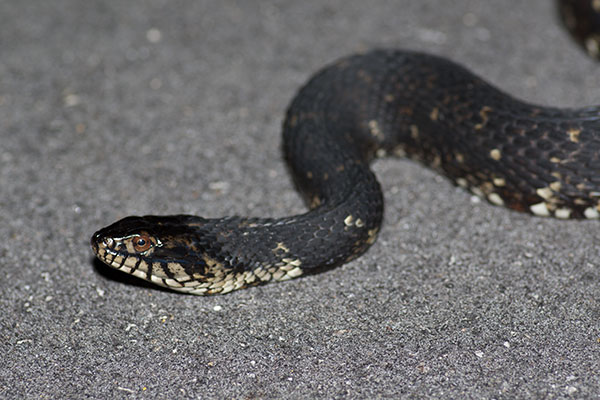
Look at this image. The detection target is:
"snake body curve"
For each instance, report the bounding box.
[91,48,600,295]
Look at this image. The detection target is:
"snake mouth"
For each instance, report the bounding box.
[90,229,146,273]
[91,234,124,267]
[90,228,204,293]
[90,231,158,287]
[90,231,115,257]
[90,231,108,256]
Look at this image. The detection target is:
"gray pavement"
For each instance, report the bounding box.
[1,0,600,398]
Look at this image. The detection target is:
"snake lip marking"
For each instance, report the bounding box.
[92,47,600,295]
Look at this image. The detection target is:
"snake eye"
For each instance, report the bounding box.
[132,234,153,252]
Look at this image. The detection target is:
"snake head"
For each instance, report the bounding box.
[91,216,163,262]
[90,215,231,294]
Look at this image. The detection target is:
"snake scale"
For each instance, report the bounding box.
[91,1,600,295]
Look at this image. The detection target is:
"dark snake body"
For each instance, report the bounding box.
[560,0,600,58]
[91,12,600,295]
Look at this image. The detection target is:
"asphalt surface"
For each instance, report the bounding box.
[2,1,600,398]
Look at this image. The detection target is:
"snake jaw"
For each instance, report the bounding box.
[91,215,249,294]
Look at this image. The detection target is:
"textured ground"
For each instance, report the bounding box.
[1,0,600,398]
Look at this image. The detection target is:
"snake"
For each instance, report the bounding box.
[559,0,600,58]
[91,2,600,295]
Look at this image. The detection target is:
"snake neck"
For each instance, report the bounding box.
[91,176,383,295]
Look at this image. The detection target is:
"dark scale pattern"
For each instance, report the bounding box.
[92,49,600,295]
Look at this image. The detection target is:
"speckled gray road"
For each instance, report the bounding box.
[1,1,599,398]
